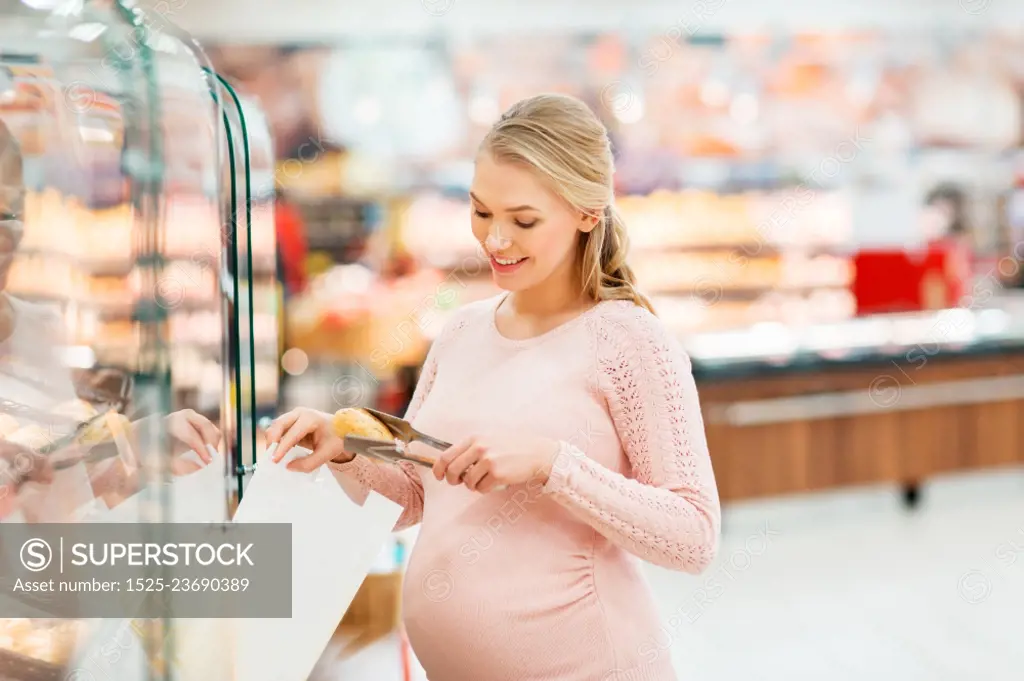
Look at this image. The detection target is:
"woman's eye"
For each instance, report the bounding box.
[473,209,492,219]
[514,220,537,229]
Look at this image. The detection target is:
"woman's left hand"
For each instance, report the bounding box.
[165,409,221,463]
[432,435,560,493]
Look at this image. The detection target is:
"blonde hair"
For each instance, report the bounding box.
[481,93,654,314]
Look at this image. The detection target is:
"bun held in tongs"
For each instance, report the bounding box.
[331,407,393,442]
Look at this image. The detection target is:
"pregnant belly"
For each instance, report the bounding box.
[403,544,615,681]
[399,506,679,681]
[399,485,672,680]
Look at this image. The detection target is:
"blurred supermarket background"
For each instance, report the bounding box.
[3,0,1024,678]
[185,2,1024,677]
[191,6,1024,420]
[192,1,1024,679]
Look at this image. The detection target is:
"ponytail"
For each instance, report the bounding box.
[579,204,655,314]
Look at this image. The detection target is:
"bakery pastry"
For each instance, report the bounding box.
[6,425,57,450]
[0,619,83,665]
[331,408,392,441]
[79,413,132,446]
[0,414,20,439]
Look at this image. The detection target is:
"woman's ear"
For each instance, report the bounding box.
[579,211,601,234]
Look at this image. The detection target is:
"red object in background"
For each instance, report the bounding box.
[852,240,969,315]
[275,196,309,295]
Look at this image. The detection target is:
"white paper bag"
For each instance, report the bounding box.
[91,447,227,524]
[228,444,403,681]
[167,447,229,524]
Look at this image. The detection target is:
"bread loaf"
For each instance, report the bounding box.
[79,413,132,446]
[331,408,392,441]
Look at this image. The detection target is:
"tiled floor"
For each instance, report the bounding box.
[319,468,1024,680]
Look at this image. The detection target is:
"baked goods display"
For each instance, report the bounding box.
[286,262,497,367]
[0,409,132,451]
[5,184,282,411]
[389,189,854,334]
[399,194,486,268]
[5,425,57,450]
[326,32,1018,343]
[0,619,85,668]
[0,40,278,681]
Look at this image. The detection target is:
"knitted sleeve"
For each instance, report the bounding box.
[542,304,721,573]
[329,311,466,530]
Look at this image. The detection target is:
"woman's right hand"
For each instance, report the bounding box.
[264,408,354,471]
[0,440,53,488]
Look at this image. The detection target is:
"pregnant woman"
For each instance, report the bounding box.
[268,93,721,681]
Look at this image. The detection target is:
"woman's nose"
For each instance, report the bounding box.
[485,224,512,252]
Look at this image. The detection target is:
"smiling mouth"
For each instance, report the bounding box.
[488,254,529,273]
[492,255,526,266]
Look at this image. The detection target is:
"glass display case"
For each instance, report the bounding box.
[685,306,1024,381]
[0,1,277,679]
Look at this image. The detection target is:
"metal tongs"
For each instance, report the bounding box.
[46,409,130,472]
[0,410,122,490]
[342,407,451,468]
[38,409,116,456]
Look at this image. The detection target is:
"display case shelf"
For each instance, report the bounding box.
[0,3,280,679]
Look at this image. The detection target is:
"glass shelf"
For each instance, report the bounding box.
[0,2,279,679]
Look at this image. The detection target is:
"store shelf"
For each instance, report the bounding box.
[12,248,134,276]
[636,242,852,256]
[685,307,1024,380]
[657,283,852,299]
[7,293,217,316]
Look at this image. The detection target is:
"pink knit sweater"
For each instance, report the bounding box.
[331,295,721,681]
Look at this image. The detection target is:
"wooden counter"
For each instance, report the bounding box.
[697,352,1024,502]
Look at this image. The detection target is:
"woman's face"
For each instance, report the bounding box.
[470,151,593,293]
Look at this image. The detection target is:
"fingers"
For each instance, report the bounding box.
[405,441,437,467]
[31,454,54,485]
[171,457,203,477]
[433,438,473,481]
[273,414,317,463]
[462,458,490,492]
[475,474,502,494]
[179,417,212,464]
[285,446,333,473]
[187,411,221,449]
[265,410,301,444]
[444,444,485,486]
[187,413,219,464]
[1,445,53,487]
[175,422,208,462]
[21,452,53,486]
